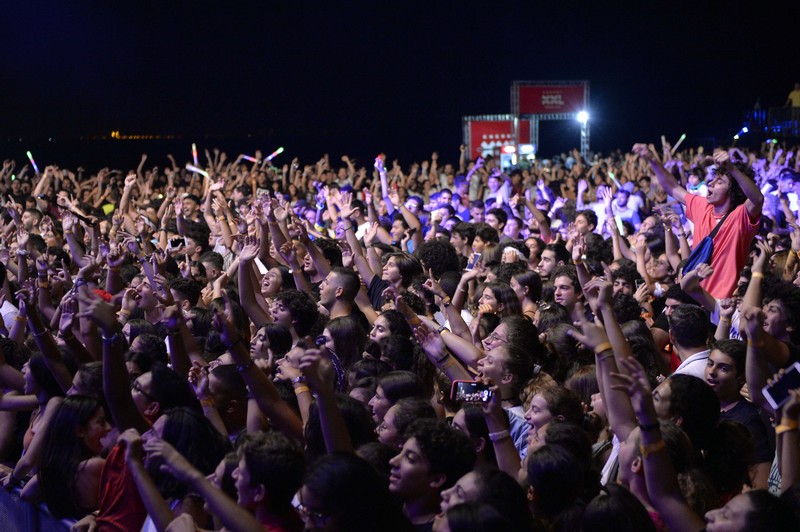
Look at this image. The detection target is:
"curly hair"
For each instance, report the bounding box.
[414,239,460,278]
[404,419,476,489]
[276,289,320,337]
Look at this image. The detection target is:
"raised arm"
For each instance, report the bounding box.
[214,296,303,441]
[570,289,637,442]
[679,263,717,312]
[633,143,687,204]
[713,150,763,220]
[612,356,705,532]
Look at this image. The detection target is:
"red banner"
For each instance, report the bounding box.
[516,85,586,114]
[468,120,530,158]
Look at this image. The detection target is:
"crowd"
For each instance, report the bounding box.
[0,139,799,531]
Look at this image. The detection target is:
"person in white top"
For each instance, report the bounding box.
[669,304,711,380]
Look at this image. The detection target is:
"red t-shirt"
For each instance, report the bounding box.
[685,193,760,299]
[95,444,148,532]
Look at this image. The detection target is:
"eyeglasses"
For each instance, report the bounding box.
[292,494,329,525]
[485,331,507,344]
[131,379,157,402]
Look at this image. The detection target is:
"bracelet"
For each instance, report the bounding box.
[292,375,306,385]
[236,357,255,373]
[14,315,27,322]
[293,385,311,396]
[573,258,584,265]
[488,430,510,442]
[441,296,452,307]
[779,418,799,430]
[437,325,449,334]
[64,231,73,236]
[199,397,215,408]
[101,331,123,344]
[751,272,764,279]
[776,424,799,436]
[38,281,49,288]
[639,420,660,432]
[719,316,730,322]
[596,351,615,363]
[593,342,613,355]
[109,266,120,272]
[343,225,354,231]
[439,357,457,370]
[225,336,245,350]
[119,309,131,317]
[217,216,226,221]
[639,439,666,457]
[32,329,49,338]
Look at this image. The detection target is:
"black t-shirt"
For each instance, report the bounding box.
[720,400,775,464]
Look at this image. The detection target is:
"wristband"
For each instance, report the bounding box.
[119,309,131,317]
[14,315,27,322]
[292,375,306,385]
[595,351,614,363]
[776,424,799,436]
[441,296,452,307]
[593,342,613,355]
[639,439,666,457]
[293,385,311,396]
[488,430,510,442]
[751,272,764,279]
[639,421,660,432]
[225,337,245,350]
[101,331,123,344]
[199,397,215,408]
[779,418,799,430]
[437,324,448,334]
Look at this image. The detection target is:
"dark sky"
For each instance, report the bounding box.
[2,1,798,167]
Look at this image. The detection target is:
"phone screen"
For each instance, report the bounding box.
[466,253,482,271]
[763,362,800,410]
[450,381,493,403]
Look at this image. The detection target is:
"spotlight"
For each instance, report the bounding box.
[577,111,589,125]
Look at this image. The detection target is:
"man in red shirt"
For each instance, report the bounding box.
[633,144,762,299]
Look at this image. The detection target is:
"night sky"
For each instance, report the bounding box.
[2,1,798,168]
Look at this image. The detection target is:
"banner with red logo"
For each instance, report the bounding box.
[467,119,531,158]
[515,84,586,115]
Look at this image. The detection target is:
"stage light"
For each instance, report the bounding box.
[502,145,516,154]
[742,127,749,133]
[733,134,740,140]
[577,111,589,125]
[519,144,535,155]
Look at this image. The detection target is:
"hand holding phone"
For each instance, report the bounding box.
[450,380,493,403]
[763,362,800,411]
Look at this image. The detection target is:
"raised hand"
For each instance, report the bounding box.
[695,263,714,280]
[719,298,737,320]
[239,235,260,262]
[752,240,773,274]
[567,302,609,351]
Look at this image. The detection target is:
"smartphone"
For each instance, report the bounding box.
[168,237,186,250]
[762,362,800,411]
[635,279,644,290]
[466,252,482,271]
[450,380,493,403]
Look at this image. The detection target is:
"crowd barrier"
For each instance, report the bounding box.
[0,465,73,531]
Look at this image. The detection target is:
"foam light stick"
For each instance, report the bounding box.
[192,143,199,166]
[242,155,259,163]
[266,147,284,161]
[670,134,687,155]
[185,164,209,178]
[26,151,39,174]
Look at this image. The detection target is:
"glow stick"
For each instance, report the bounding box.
[242,155,259,163]
[26,151,39,174]
[185,164,209,178]
[192,143,199,166]
[266,147,284,161]
[670,133,687,155]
